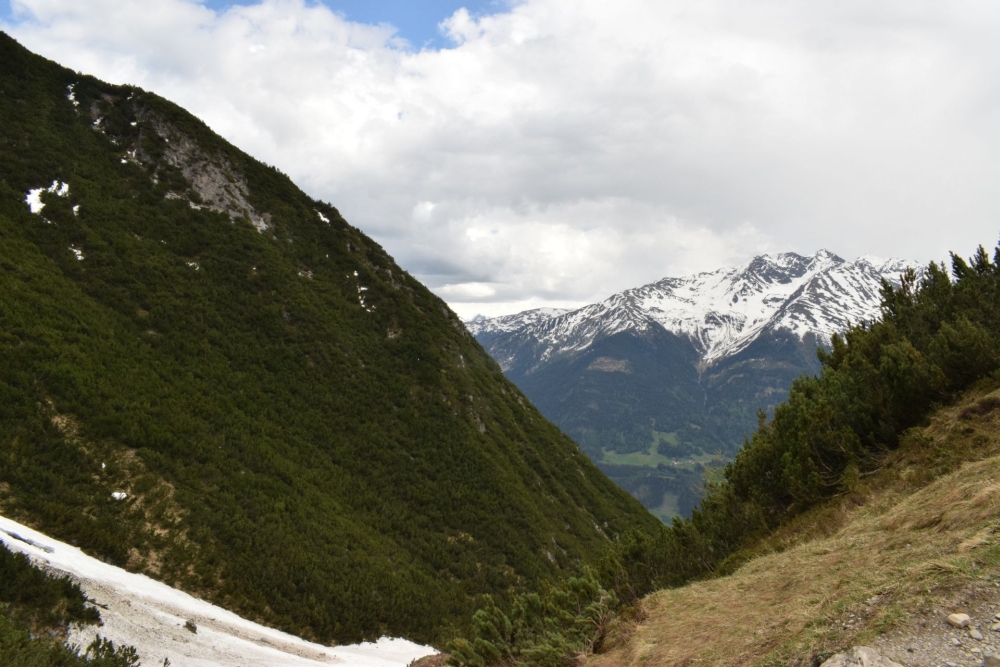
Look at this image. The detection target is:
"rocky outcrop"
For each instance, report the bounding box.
[820,647,904,667]
[138,108,272,232]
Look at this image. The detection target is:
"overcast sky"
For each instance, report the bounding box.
[4,0,1000,318]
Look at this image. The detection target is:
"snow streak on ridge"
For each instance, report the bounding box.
[465,307,573,337]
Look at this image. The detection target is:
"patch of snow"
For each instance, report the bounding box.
[25,188,46,214]
[0,514,436,667]
[350,271,373,311]
[187,262,200,270]
[111,491,127,500]
[67,83,79,107]
[317,210,330,224]
[73,204,80,216]
[25,180,71,215]
[70,247,84,261]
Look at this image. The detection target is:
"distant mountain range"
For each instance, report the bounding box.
[466,250,920,521]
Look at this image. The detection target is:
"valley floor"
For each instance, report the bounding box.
[0,515,435,667]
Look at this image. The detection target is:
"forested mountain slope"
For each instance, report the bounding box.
[0,32,657,647]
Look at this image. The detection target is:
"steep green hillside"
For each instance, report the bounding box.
[0,32,657,645]
[452,380,1000,667]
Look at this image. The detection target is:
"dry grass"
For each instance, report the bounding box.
[20,401,205,583]
[591,382,1000,667]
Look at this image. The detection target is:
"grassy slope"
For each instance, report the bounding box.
[591,380,1000,667]
[0,32,658,646]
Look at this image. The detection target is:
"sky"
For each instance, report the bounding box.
[3,1,1000,319]
[199,0,506,48]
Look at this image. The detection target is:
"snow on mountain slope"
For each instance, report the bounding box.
[0,514,435,667]
[466,251,920,367]
[465,307,573,337]
[771,255,917,341]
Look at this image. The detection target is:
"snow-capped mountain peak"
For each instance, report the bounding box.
[465,250,920,367]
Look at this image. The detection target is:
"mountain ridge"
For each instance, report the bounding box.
[466,250,920,368]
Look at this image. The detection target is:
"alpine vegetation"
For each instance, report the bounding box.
[0,31,657,648]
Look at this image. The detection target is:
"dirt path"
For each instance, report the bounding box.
[874,583,1000,667]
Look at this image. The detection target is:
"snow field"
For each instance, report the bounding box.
[0,514,436,667]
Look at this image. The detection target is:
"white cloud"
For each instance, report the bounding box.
[6,0,1000,318]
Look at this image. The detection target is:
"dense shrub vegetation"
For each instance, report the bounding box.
[0,542,99,628]
[0,615,139,667]
[452,242,1000,665]
[0,31,657,648]
[449,571,617,667]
